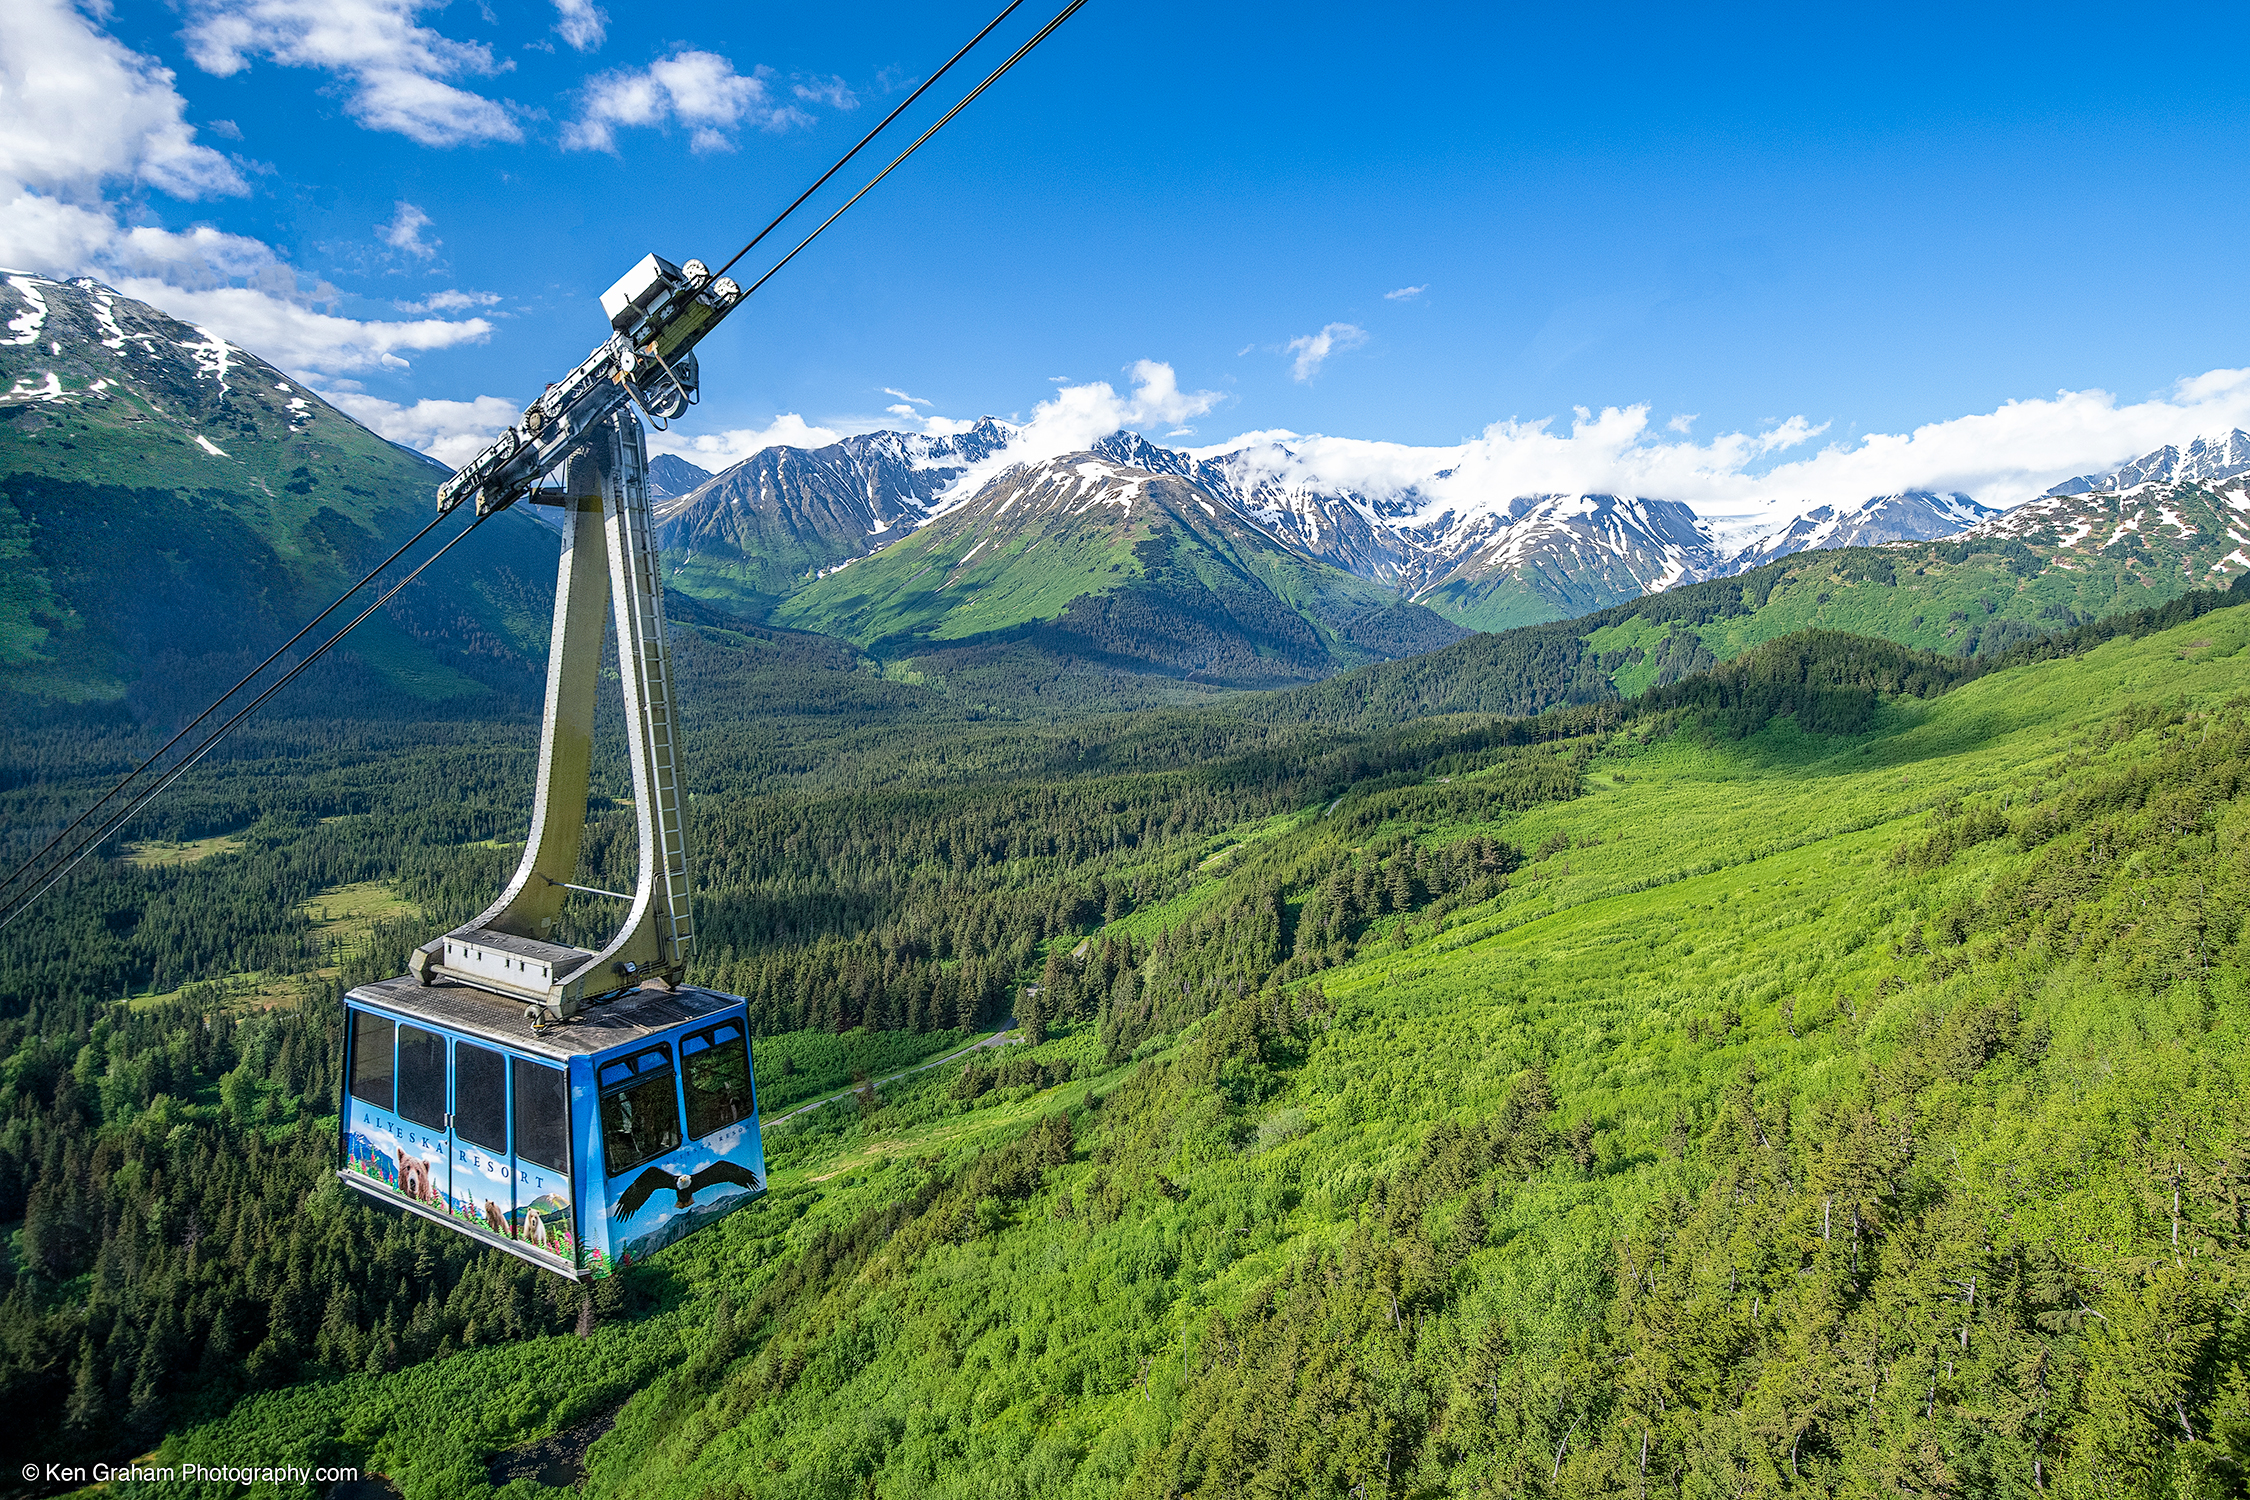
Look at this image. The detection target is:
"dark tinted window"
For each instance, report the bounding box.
[513,1058,569,1173]
[397,1025,448,1129]
[454,1043,507,1152]
[681,1021,753,1140]
[348,1011,394,1109]
[598,1044,680,1176]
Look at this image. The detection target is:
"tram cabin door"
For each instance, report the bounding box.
[340,1006,579,1272]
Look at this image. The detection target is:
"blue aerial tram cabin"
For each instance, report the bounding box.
[338,974,764,1279]
[333,343,773,1276]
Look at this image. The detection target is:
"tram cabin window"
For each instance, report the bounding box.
[514,1058,569,1173]
[598,1045,681,1175]
[349,1012,395,1110]
[681,1021,753,1139]
[397,1024,448,1129]
[455,1042,508,1152]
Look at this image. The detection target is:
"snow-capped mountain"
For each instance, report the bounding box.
[1088,431,1729,626]
[2044,430,2250,496]
[660,420,2024,630]
[1406,493,1718,630]
[656,419,1015,600]
[645,453,712,502]
[0,270,550,704]
[768,445,1466,689]
[1961,431,2250,583]
[1721,490,1999,573]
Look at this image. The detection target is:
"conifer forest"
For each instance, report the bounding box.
[1,571,2246,1499]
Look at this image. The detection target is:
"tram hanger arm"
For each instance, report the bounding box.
[435,254,741,523]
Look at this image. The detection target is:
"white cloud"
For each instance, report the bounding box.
[933,360,1222,505]
[551,0,605,52]
[1195,369,2250,545]
[563,51,809,155]
[1383,285,1426,301]
[1286,322,1367,381]
[319,388,520,466]
[0,7,494,381]
[793,75,858,109]
[0,0,246,201]
[111,278,494,373]
[648,413,844,471]
[395,288,499,312]
[181,0,520,147]
[882,386,932,406]
[382,201,438,258]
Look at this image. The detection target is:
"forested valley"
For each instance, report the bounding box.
[0,575,2246,1498]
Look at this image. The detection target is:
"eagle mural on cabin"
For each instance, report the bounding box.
[610,1158,762,1218]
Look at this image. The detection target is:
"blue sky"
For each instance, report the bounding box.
[6,0,2250,510]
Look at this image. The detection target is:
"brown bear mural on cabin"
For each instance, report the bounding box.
[484,1201,508,1235]
[398,1154,438,1204]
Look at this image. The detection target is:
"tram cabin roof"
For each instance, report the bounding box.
[347,972,742,1061]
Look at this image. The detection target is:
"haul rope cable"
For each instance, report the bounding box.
[732,0,1092,306]
[0,510,494,932]
[0,0,1094,928]
[0,509,456,908]
[710,0,1027,283]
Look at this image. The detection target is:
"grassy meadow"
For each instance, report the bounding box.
[129,600,2250,1499]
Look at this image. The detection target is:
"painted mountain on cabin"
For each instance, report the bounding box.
[0,271,551,706]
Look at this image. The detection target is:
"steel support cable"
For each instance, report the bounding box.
[735,0,1092,305]
[713,0,1027,283]
[0,509,494,933]
[0,507,456,908]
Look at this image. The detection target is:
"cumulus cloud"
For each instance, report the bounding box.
[0,0,246,202]
[563,51,809,154]
[551,0,605,52]
[395,288,499,312]
[648,413,844,471]
[0,6,494,380]
[319,389,520,467]
[382,201,438,258]
[1286,322,1367,381]
[1383,285,1426,301]
[933,360,1222,506]
[112,278,494,372]
[1196,370,2250,545]
[181,0,519,147]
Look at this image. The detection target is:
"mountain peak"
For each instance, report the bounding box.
[1722,489,1996,573]
[2045,429,2250,497]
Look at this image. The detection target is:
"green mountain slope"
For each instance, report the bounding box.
[769,451,1466,697]
[0,273,552,708]
[1252,537,2250,730]
[134,603,2250,1498]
